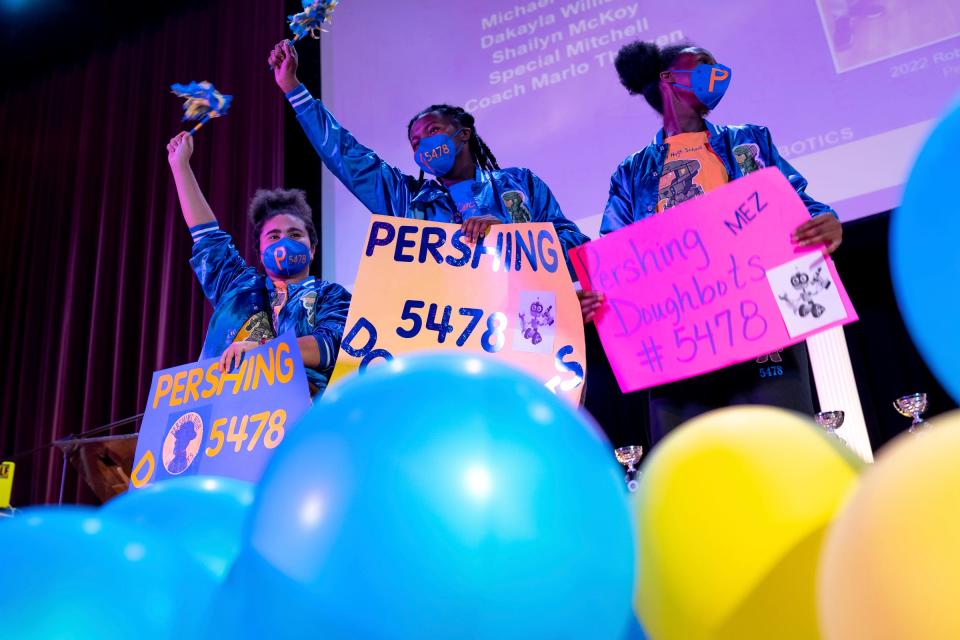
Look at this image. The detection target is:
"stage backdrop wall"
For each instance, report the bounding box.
[0,0,287,506]
[319,0,960,287]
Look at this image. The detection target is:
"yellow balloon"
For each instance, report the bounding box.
[635,406,862,640]
[819,412,960,640]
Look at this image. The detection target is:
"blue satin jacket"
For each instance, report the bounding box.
[189,222,351,393]
[601,121,836,235]
[285,84,589,275]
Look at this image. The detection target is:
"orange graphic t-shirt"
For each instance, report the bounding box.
[656,131,729,213]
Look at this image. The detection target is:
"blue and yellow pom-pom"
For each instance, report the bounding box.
[288,0,340,41]
[170,81,233,135]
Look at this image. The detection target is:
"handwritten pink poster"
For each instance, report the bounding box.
[570,168,858,393]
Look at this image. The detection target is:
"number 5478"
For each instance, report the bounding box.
[396,299,507,353]
[205,408,287,457]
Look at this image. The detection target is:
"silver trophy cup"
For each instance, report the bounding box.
[815,410,845,441]
[894,393,929,433]
[614,445,643,493]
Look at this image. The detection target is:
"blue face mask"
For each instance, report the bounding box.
[262,237,311,277]
[414,128,464,177]
[671,63,732,110]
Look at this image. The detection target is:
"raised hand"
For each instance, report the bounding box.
[167,131,193,169]
[268,40,300,93]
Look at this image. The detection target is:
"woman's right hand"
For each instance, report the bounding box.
[578,290,606,323]
[166,131,193,169]
[269,40,300,93]
[220,341,258,374]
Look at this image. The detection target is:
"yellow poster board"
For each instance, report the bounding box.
[0,461,14,508]
[330,219,586,405]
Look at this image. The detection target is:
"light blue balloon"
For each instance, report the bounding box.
[201,548,324,638]
[891,95,960,403]
[0,506,216,639]
[233,354,635,639]
[105,475,255,580]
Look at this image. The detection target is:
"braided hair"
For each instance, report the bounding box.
[407,104,501,186]
[614,41,702,113]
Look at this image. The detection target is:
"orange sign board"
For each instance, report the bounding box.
[330,219,586,404]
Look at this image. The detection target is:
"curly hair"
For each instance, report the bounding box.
[614,40,700,113]
[247,188,317,248]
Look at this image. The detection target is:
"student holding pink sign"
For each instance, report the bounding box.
[585,40,845,442]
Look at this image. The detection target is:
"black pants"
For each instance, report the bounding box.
[648,343,816,443]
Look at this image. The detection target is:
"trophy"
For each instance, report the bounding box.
[894,393,929,433]
[614,446,643,492]
[815,410,845,441]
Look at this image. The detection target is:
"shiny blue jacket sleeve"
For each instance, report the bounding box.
[286,84,414,216]
[188,225,258,308]
[759,126,837,219]
[600,160,636,235]
[310,282,352,374]
[528,171,590,277]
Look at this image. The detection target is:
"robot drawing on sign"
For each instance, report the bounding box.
[520,299,554,346]
[779,267,832,318]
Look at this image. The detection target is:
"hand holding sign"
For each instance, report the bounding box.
[571,168,856,392]
[461,213,501,243]
[793,214,843,253]
[129,333,312,489]
[579,289,606,323]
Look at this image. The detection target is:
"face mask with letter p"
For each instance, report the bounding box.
[262,237,311,277]
[671,63,732,110]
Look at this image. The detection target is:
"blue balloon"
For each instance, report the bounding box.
[0,506,216,639]
[201,548,323,638]
[234,354,635,639]
[104,475,255,580]
[891,96,960,403]
[622,615,649,640]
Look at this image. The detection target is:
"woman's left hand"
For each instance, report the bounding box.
[792,215,842,254]
[219,341,259,373]
[461,215,501,243]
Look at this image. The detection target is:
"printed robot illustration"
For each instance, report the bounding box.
[779,267,833,318]
[519,299,554,345]
[658,159,704,210]
[733,143,765,175]
[501,190,532,223]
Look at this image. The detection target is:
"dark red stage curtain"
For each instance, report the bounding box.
[0,0,287,505]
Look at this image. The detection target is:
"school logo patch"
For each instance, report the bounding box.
[733,143,765,175]
[501,190,532,223]
[300,291,318,326]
